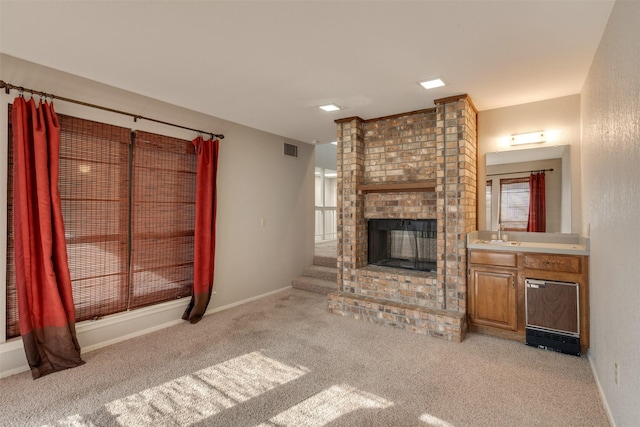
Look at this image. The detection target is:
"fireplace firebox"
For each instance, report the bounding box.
[368,219,437,272]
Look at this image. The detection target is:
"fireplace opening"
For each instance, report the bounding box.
[368,219,437,272]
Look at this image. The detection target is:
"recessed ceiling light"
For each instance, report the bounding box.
[319,104,342,112]
[419,78,446,90]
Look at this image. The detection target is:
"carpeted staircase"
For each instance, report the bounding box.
[292,254,338,295]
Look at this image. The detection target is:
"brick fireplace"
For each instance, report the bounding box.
[327,95,477,342]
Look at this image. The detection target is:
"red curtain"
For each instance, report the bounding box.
[527,172,546,232]
[183,137,219,323]
[12,97,84,379]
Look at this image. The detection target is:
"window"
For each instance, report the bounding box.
[314,167,337,241]
[6,111,195,338]
[129,131,195,309]
[499,177,530,231]
[485,180,492,230]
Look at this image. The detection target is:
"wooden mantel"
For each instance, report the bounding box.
[356,180,437,194]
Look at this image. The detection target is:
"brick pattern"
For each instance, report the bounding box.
[363,111,438,184]
[336,118,367,284]
[364,192,437,219]
[327,292,466,342]
[435,98,478,314]
[331,96,477,343]
[344,266,441,308]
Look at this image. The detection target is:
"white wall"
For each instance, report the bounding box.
[478,95,582,233]
[315,142,337,171]
[580,1,640,425]
[0,54,315,376]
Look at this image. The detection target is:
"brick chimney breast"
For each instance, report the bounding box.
[328,95,477,343]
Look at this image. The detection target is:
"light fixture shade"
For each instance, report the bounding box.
[510,131,546,145]
[319,104,341,112]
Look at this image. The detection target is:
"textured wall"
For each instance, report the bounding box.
[580,1,640,425]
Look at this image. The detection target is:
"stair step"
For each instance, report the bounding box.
[292,276,337,296]
[302,265,337,282]
[313,255,337,268]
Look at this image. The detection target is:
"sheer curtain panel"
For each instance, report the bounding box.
[11,97,85,379]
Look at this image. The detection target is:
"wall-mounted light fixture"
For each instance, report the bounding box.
[510,131,546,146]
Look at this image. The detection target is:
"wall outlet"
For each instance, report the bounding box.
[614,362,620,385]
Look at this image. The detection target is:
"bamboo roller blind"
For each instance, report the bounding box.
[6,109,196,339]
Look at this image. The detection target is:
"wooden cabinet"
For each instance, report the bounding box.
[469,267,517,330]
[468,249,590,352]
[522,253,582,274]
[468,250,518,332]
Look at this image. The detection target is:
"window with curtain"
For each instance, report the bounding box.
[499,177,530,232]
[6,110,196,339]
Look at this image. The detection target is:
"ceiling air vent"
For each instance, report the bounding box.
[283,142,298,158]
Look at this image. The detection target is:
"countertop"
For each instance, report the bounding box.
[467,231,590,255]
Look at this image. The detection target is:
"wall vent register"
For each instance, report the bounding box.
[283,142,298,158]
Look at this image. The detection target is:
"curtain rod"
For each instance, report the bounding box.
[0,80,224,140]
[487,168,553,177]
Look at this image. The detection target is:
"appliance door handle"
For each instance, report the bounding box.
[526,280,547,289]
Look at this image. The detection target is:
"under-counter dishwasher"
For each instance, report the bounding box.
[525,278,580,356]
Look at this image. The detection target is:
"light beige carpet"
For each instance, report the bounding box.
[1,289,609,426]
[314,239,337,258]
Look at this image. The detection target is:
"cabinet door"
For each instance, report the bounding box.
[470,268,517,331]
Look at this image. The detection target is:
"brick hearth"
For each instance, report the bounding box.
[327,95,477,342]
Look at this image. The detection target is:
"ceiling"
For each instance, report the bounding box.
[0,1,615,145]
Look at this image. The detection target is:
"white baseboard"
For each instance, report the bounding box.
[0,286,291,379]
[588,353,616,427]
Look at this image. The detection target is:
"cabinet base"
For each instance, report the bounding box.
[526,327,580,356]
[468,324,525,343]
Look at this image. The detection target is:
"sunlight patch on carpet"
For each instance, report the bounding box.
[258,384,393,427]
[105,351,309,425]
[420,412,457,426]
[48,351,309,426]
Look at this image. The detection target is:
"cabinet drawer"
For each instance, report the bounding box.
[469,250,518,268]
[523,253,582,274]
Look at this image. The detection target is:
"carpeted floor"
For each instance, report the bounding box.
[315,239,337,258]
[0,288,609,427]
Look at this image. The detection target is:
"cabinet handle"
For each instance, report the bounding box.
[512,276,515,289]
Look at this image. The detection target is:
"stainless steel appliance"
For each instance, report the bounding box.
[525,278,580,356]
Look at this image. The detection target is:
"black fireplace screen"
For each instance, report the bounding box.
[368,219,437,272]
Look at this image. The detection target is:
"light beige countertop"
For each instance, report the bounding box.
[467,231,590,255]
